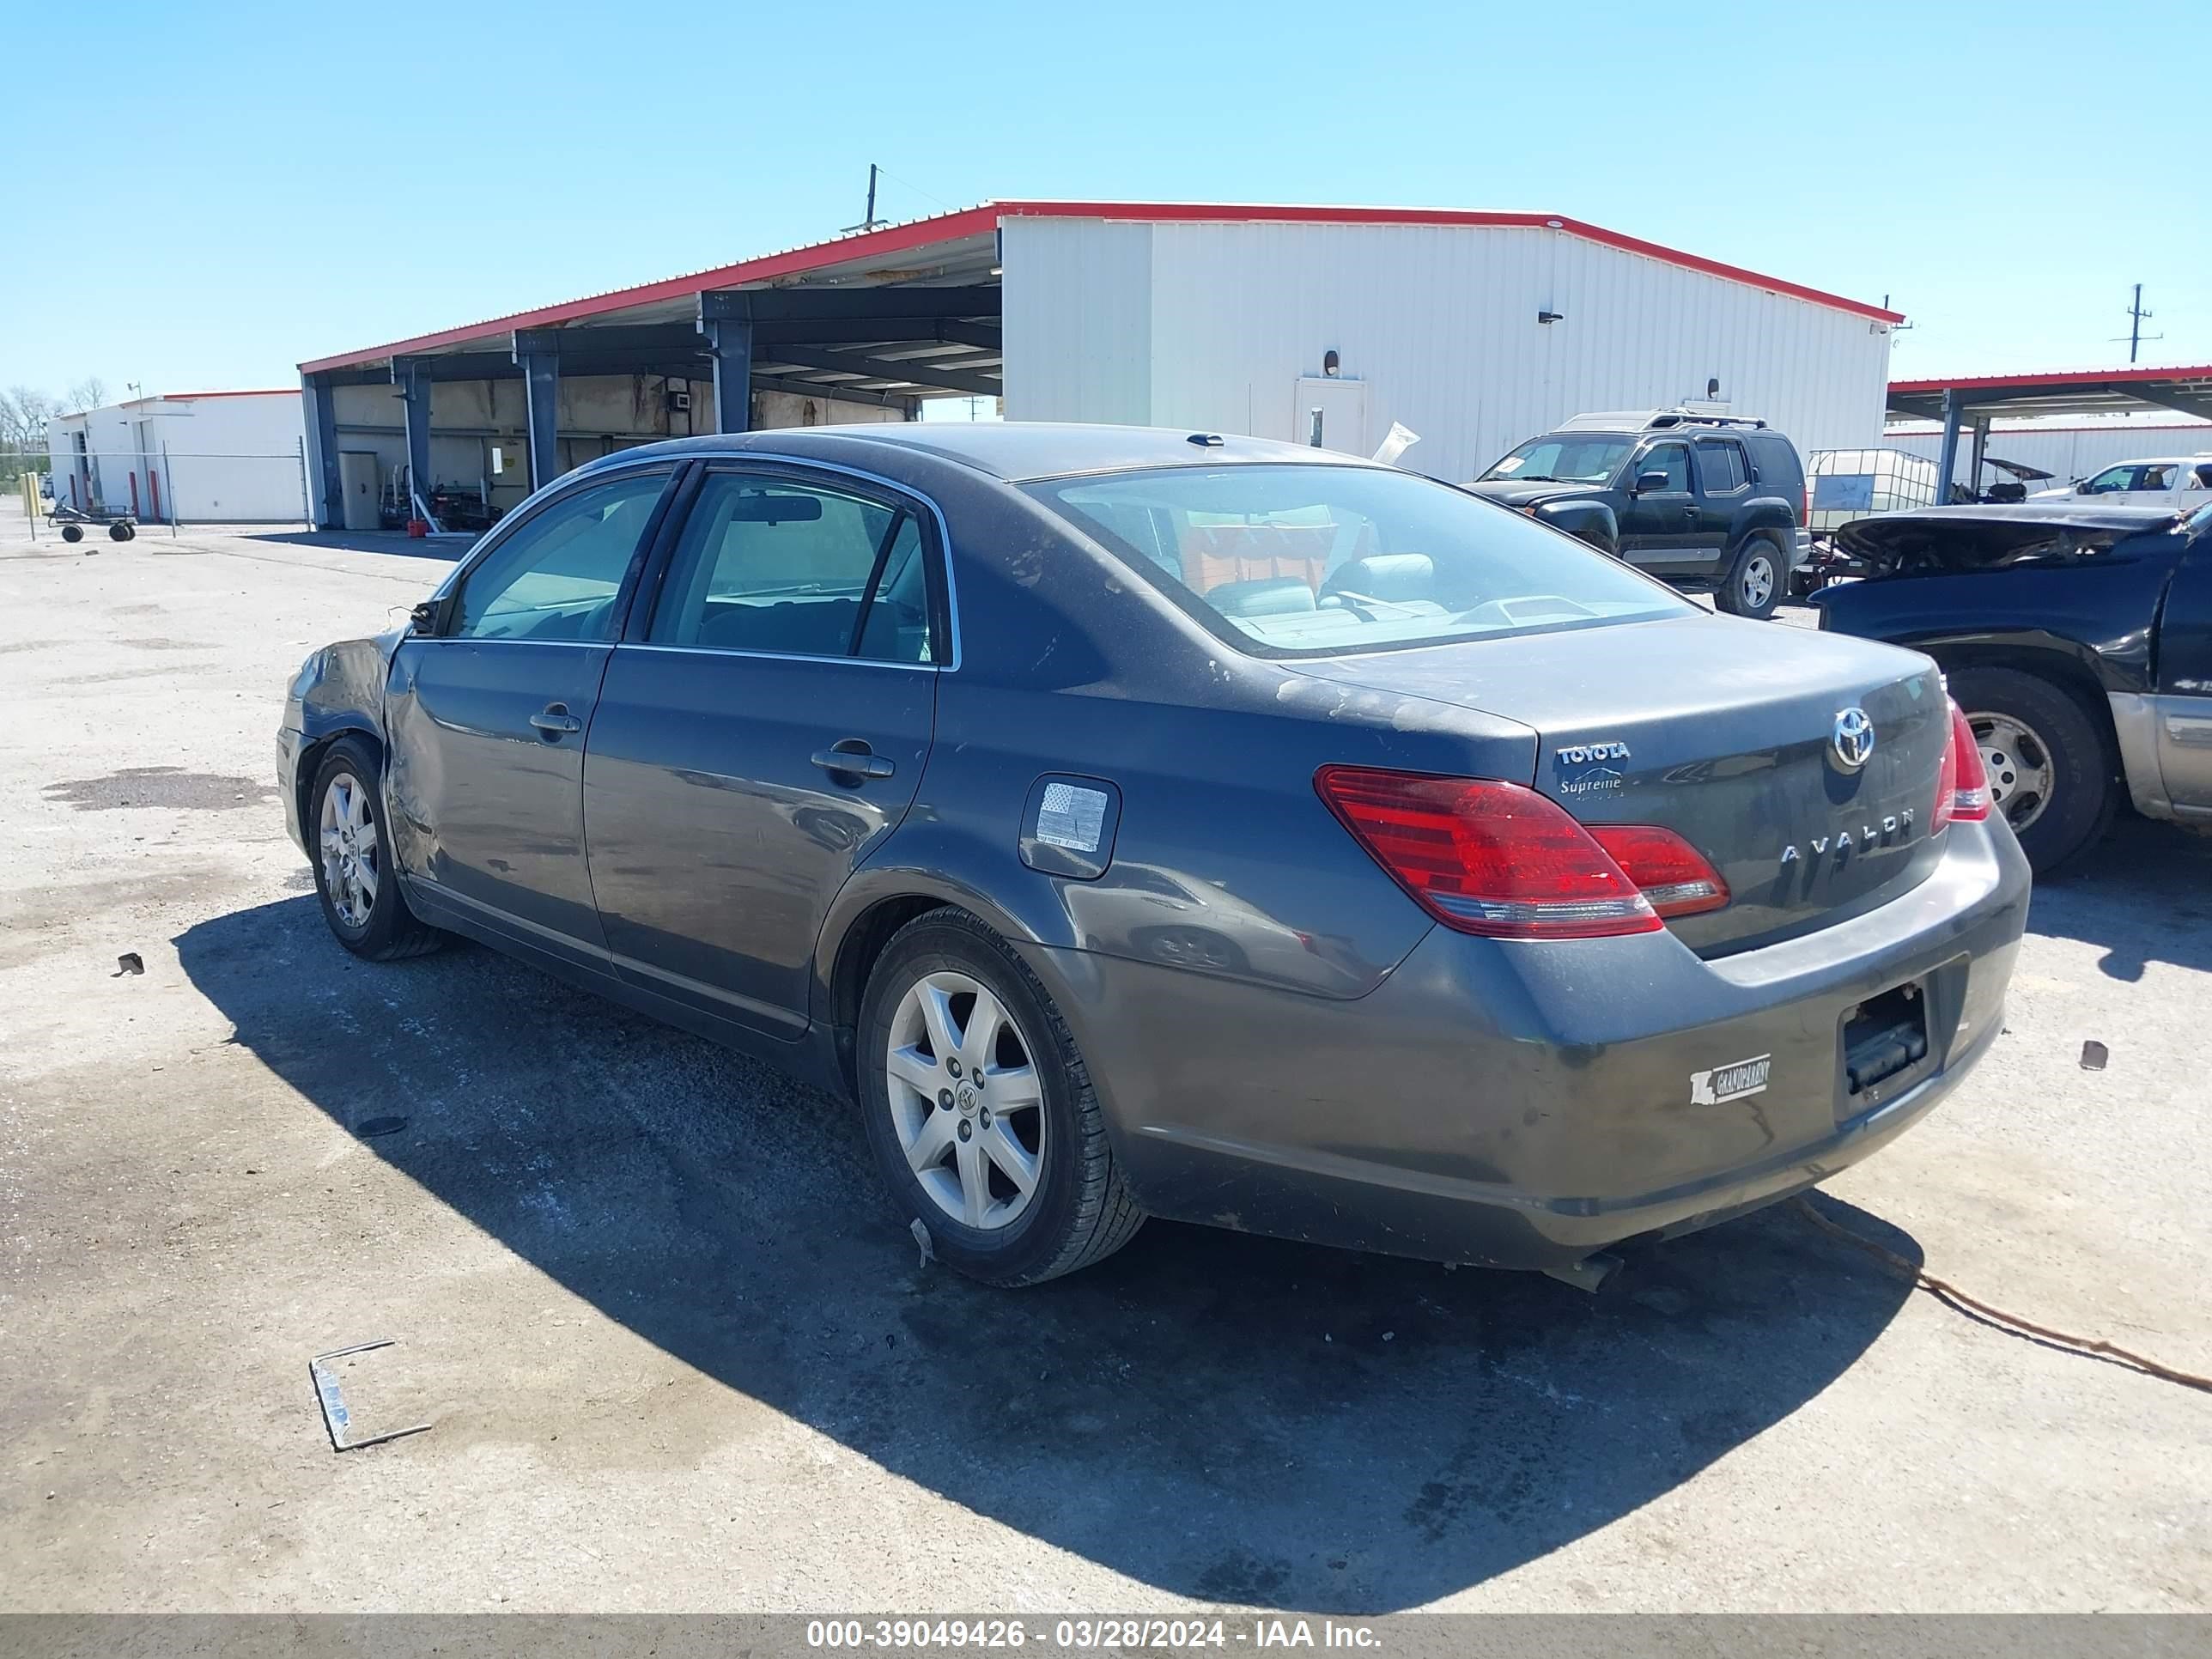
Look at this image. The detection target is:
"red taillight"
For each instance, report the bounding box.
[1932,697,1991,830]
[1588,823,1732,917]
[1314,766,1719,939]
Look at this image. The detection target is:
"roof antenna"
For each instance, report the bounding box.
[842,164,891,235]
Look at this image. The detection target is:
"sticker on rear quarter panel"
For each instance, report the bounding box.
[1690,1054,1771,1105]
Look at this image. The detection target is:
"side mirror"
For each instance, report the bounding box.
[409,600,441,635]
[2075,481,2093,495]
[1635,470,1671,495]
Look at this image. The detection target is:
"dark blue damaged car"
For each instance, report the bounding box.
[280,424,2029,1287]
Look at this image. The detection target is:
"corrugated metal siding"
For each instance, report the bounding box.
[1017,218,1893,479]
[1001,218,1152,424]
[1886,422,2212,486]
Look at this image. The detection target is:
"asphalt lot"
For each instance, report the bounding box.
[2,496,2208,1613]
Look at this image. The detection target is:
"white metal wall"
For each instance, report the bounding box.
[1886,421,2212,486]
[1004,216,1895,479]
[1002,217,1152,426]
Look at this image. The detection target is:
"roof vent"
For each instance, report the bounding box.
[1187,433,1224,447]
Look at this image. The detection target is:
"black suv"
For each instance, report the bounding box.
[1464,410,1808,619]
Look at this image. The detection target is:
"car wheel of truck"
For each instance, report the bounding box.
[1946,665,2115,873]
[1716,532,1784,619]
[859,908,1144,1286]
[308,738,445,960]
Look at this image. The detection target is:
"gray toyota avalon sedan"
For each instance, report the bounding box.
[280,423,2028,1287]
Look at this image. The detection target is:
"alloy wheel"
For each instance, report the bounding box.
[1968,711,2054,833]
[885,969,1045,1230]
[319,773,380,927]
[1740,553,1775,611]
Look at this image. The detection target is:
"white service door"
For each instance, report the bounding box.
[1293,378,1368,457]
[338,451,382,532]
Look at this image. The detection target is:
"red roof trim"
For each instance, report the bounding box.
[1887,420,2210,434]
[1892,364,2212,393]
[156,388,298,400]
[299,200,1901,374]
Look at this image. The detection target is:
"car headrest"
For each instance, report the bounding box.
[1206,577,1319,617]
[1327,553,1434,601]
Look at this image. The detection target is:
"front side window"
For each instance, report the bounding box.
[1028,463,1692,659]
[2081,464,2167,494]
[648,472,934,662]
[1695,439,1747,493]
[1638,444,1692,493]
[454,471,670,641]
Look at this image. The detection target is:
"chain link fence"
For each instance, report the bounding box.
[34,441,312,535]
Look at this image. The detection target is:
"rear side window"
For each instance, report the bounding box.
[1695,439,1747,494]
[1027,463,1692,659]
[648,473,935,662]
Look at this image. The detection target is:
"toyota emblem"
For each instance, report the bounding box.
[1831,707,1875,772]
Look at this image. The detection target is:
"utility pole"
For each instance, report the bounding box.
[2119,283,2160,364]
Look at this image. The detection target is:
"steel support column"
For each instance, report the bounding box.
[300,371,343,529]
[1933,388,1963,506]
[698,295,753,434]
[1968,416,1990,501]
[393,357,434,517]
[512,331,562,490]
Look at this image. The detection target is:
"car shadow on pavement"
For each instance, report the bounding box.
[178,896,1917,1613]
[2024,814,2212,981]
[241,529,471,562]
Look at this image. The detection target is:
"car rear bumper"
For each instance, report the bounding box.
[1022,817,2030,1272]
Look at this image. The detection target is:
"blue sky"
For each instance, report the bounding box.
[9,0,2208,400]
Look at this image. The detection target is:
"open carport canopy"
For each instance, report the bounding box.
[298,207,1010,412]
[1888,364,2212,423]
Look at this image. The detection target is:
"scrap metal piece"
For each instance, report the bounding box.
[309,1340,432,1452]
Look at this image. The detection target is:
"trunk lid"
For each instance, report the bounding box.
[1289,614,1952,953]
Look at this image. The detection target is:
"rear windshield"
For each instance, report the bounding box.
[1024,464,1692,658]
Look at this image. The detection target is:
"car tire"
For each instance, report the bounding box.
[1945,665,2116,873]
[307,738,446,961]
[858,908,1144,1286]
[1716,531,1785,619]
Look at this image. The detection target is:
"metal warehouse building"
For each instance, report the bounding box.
[297,201,1903,531]
[47,389,306,524]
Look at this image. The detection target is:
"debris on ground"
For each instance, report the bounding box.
[2080,1040,2109,1071]
[309,1340,433,1452]
[909,1218,934,1267]
[114,952,143,976]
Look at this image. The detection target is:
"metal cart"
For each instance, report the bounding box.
[49,504,138,544]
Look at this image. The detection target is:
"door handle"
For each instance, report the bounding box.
[529,703,583,737]
[811,741,895,781]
